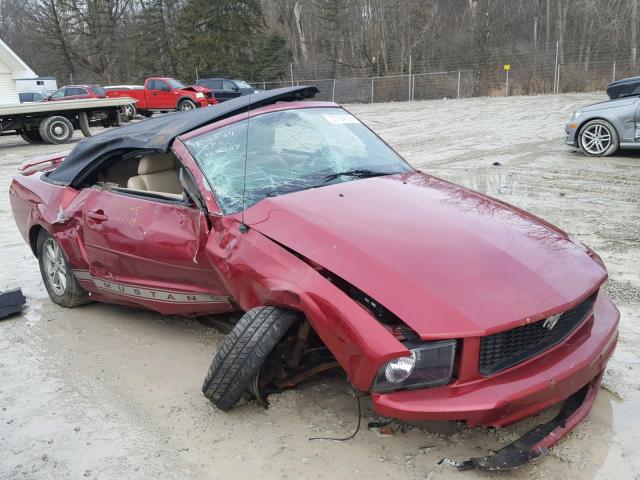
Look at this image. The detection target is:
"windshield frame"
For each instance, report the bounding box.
[180,102,415,216]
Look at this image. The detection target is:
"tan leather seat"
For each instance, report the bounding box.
[127,153,182,195]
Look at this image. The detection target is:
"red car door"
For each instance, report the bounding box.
[80,188,232,315]
[146,79,174,109]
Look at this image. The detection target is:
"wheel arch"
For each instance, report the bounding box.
[576,116,620,143]
[28,223,45,256]
[177,96,198,108]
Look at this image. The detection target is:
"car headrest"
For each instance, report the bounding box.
[137,153,175,175]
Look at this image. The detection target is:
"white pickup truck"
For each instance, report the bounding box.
[0,97,136,145]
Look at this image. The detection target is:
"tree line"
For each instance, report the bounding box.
[0,0,638,91]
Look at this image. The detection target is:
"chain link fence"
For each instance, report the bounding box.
[248,60,638,103]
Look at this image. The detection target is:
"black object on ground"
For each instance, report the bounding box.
[0,288,26,319]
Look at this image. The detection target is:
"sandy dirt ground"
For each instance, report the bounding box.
[1,93,639,480]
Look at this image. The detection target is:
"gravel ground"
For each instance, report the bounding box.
[1,92,639,480]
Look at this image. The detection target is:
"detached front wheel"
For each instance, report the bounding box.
[578,119,619,157]
[202,306,301,410]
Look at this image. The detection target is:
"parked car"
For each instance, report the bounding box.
[106,77,217,117]
[565,91,640,156]
[46,84,107,101]
[18,92,46,103]
[9,86,619,471]
[195,78,257,102]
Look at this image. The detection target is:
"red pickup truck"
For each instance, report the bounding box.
[105,77,217,117]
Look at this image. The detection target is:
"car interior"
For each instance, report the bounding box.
[95,151,184,200]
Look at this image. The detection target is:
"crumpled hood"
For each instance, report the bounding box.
[244,173,606,339]
[185,85,213,94]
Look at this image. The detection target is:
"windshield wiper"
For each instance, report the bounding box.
[322,169,397,182]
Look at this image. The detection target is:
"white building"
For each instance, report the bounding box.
[0,37,36,106]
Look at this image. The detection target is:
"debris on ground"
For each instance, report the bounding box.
[0,288,26,320]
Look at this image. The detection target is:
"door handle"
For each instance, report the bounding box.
[86,210,108,222]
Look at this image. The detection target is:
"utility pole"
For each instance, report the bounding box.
[408,55,412,101]
[290,64,294,86]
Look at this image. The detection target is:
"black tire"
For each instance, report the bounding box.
[178,99,197,111]
[202,306,301,410]
[140,110,153,118]
[39,116,74,144]
[578,119,619,157]
[19,130,45,144]
[78,111,92,137]
[37,230,89,308]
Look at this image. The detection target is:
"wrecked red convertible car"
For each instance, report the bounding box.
[9,86,619,470]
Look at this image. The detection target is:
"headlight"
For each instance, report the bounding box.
[372,340,456,393]
[195,92,205,99]
[572,110,583,120]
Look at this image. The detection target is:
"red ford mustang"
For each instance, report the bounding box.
[9,87,619,470]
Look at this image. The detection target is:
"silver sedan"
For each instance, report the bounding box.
[565,96,640,156]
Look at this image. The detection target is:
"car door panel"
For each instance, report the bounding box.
[81,188,232,314]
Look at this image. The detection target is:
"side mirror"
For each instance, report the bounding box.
[179,167,208,216]
[232,86,239,92]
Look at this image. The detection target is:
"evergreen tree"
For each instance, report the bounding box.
[177,0,263,80]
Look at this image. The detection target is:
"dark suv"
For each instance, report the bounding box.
[194,78,257,102]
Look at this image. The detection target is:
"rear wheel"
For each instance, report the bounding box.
[37,231,89,308]
[19,130,45,144]
[140,110,153,118]
[39,116,74,144]
[578,119,619,157]
[202,307,301,410]
[178,99,196,111]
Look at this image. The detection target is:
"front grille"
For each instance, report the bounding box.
[478,293,597,376]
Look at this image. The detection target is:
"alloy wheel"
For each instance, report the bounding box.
[581,123,612,155]
[43,238,67,296]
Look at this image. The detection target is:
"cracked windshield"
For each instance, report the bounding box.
[184,107,412,214]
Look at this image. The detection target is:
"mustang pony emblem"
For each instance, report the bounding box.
[543,313,562,330]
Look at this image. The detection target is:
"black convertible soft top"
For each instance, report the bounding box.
[47,86,319,184]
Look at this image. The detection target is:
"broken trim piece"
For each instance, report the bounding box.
[456,375,600,471]
[0,288,26,319]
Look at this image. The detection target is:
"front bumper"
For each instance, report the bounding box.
[372,291,619,428]
[565,122,578,146]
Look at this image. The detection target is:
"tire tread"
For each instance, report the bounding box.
[202,306,301,410]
